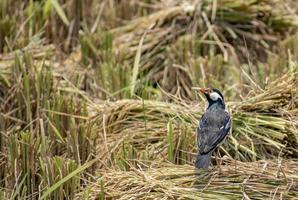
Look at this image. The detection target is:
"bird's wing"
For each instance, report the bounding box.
[197,110,231,155]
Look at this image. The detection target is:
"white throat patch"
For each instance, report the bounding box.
[209,92,222,101]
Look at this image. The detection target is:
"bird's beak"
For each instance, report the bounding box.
[192,87,210,94]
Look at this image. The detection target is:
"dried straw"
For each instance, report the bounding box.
[90,70,298,168]
[76,158,298,200]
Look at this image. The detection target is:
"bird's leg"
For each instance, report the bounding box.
[215,148,222,173]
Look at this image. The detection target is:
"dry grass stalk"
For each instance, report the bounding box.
[89,70,298,168]
[76,158,298,200]
[236,70,298,112]
[99,0,298,99]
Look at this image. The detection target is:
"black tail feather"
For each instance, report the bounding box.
[195,153,212,168]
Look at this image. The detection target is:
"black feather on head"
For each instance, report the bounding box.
[204,88,225,109]
[211,88,224,101]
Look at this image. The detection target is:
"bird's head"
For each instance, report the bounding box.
[193,87,225,109]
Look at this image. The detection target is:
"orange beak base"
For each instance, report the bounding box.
[192,87,211,95]
[199,88,211,95]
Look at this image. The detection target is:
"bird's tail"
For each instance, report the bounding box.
[195,153,212,169]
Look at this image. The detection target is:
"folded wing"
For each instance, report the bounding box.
[197,110,231,155]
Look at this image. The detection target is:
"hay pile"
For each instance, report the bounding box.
[90,69,298,168]
[111,0,298,61]
[76,159,298,200]
[93,0,298,99]
[236,69,298,112]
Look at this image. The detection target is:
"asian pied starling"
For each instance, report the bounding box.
[194,88,231,169]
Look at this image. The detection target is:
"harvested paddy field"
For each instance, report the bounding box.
[0,0,298,199]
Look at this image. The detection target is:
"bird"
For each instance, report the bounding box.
[193,87,231,169]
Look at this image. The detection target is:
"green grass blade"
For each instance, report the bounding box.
[130,32,146,97]
[10,172,28,200]
[50,0,69,26]
[40,159,96,200]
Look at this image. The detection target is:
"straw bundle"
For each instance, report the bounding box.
[90,71,298,168]
[76,159,298,200]
[236,70,298,112]
[100,0,298,99]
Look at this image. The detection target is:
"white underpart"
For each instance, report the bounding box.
[209,92,222,101]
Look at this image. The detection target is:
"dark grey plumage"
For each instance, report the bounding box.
[195,88,231,169]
